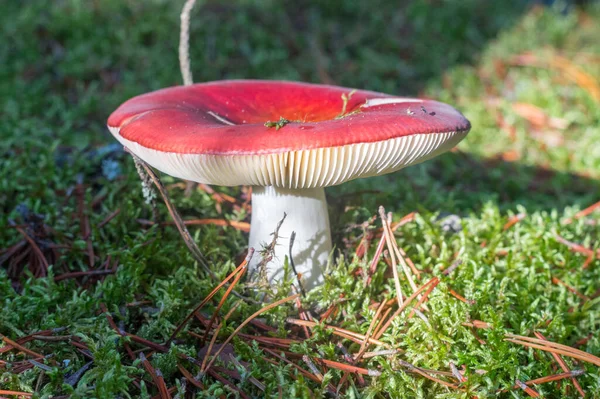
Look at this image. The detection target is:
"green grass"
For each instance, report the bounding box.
[2,0,600,397]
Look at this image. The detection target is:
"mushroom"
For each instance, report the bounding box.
[107,80,470,289]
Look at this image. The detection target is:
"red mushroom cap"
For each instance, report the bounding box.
[108,80,470,187]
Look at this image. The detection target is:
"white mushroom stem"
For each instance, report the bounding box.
[248,186,332,290]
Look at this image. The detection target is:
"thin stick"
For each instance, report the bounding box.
[203,294,299,373]
[179,0,197,86]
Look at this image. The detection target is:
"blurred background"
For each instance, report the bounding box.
[2,0,600,216]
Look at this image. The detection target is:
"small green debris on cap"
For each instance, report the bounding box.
[264,116,291,130]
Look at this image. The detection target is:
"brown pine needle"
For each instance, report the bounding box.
[228,353,266,391]
[54,269,115,282]
[237,333,299,348]
[448,288,474,305]
[167,255,250,344]
[551,276,589,301]
[100,303,135,360]
[387,215,421,281]
[442,259,463,276]
[0,391,33,398]
[286,318,387,347]
[357,349,400,360]
[0,335,46,361]
[137,218,250,233]
[200,300,243,372]
[398,360,458,389]
[140,353,172,399]
[381,208,421,292]
[521,370,585,387]
[515,379,540,397]
[12,224,49,270]
[373,277,439,340]
[177,364,204,389]
[200,250,253,345]
[97,208,121,229]
[450,362,467,383]
[203,294,299,373]
[506,334,600,367]
[0,329,62,354]
[503,213,526,230]
[462,320,492,329]
[534,332,586,398]
[564,200,600,224]
[582,253,595,269]
[366,234,386,287]
[319,302,339,323]
[510,52,600,102]
[390,211,417,232]
[379,207,404,308]
[554,233,597,257]
[316,357,381,376]
[356,298,388,362]
[408,278,440,319]
[262,348,321,384]
[302,355,324,381]
[205,368,250,399]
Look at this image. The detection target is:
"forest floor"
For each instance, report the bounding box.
[1,1,600,397]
